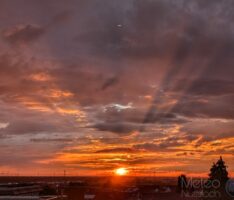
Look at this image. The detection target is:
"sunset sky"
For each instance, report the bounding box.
[0,0,234,176]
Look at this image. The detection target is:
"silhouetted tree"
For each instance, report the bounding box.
[209,156,229,185]
[204,156,230,200]
[209,162,217,180]
[177,174,187,193]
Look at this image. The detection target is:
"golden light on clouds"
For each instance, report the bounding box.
[0,0,234,177]
[29,73,52,82]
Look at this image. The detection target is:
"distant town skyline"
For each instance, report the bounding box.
[0,0,234,176]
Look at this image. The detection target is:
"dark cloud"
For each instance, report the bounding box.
[52,10,73,24]
[171,94,234,119]
[92,122,138,135]
[173,79,234,96]
[134,141,181,152]
[2,24,45,45]
[0,116,78,135]
[30,138,74,143]
[181,120,234,140]
[97,107,188,125]
[101,76,119,90]
[134,134,200,152]
[95,147,138,154]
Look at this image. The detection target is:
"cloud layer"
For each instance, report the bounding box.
[0,0,234,176]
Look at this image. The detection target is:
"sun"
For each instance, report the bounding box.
[115,168,128,176]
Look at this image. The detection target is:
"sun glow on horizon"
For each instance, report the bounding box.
[115,168,128,176]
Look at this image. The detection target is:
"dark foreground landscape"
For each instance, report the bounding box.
[0,177,233,199]
[0,176,188,200]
